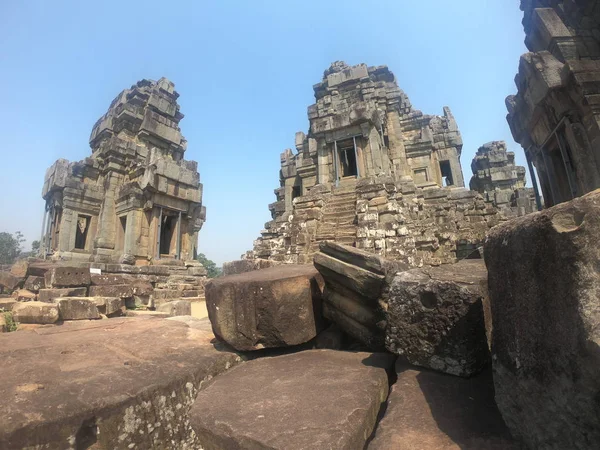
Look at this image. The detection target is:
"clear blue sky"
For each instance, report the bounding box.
[0,0,527,265]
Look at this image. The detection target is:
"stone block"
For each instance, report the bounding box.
[0,299,18,311]
[23,276,45,293]
[157,300,192,317]
[385,259,490,377]
[44,267,91,288]
[205,265,324,351]
[90,274,136,285]
[0,318,241,449]
[56,298,100,320]
[10,260,29,278]
[484,189,600,448]
[91,297,125,316]
[12,302,59,324]
[190,350,395,450]
[313,241,406,349]
[0,272,22,292]
[38,287,87,303]
[88,284,133,298]
[369,361,518,449]
[12,289,37,302]
[125,310,170,318]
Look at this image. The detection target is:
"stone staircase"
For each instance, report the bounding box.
[315,179,358,247]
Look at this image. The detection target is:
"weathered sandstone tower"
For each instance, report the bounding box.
[40,78,205,264]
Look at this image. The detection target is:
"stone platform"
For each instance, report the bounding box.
[0,317,241,449]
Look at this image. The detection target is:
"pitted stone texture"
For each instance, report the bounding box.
[0,317,241,449]
[190,350,395,450]
[23,276,45,293]
[386,259,490,377]
[12,301,59,324]
[206,265,324,351]
[368,361,518,449]
[38,287,87,303]
[44,266,91,288]
[484,189,600,449]
[56,298,100,320]
[222,258,282,276]
[91,296,124,316]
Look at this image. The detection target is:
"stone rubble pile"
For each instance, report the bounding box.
[0,259,208,328]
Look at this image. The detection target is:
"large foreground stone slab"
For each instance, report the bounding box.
[368,361,518,449]
[205,265,324,351]
[484,189,600,449]
[190,350,395,450]
[386,260,490,377]
[0,317,242,449]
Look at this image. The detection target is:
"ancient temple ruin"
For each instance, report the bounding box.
[507,0,600,207]
[246,62,529,266]
[40,78,206,264]
[470,141,539,216]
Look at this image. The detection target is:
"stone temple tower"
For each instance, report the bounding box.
[41,78,206,264]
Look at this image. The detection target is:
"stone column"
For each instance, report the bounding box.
[386,112,410,179]
[94,173,119,250]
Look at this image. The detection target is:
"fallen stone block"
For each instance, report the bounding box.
[158,300,192,317]
[484,189,600,449]
[12,301,59,324]
[9,259,29,278]
[125,310,170,318]
[44,266,91,288]
[313,241,406,349]
[38,287,87,303]
[0,318,242,449]
[0,271,22,292]
[11,289,37,302]
[205,265,324,351]
[0,299,18,311]
[368,361,518,449]
[90,273,136,285]
[56,298,100,320]
[23,276,45,293]
[386,259,490,377]
[88,284,134,298]
[222,258,282,276]
[90,297,124,316]
[190,350,395,450]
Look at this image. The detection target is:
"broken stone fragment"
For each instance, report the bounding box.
[12,301,59,324]
[9,260,29,278]
[11,289,37,302]
[386,259,490,377]
[38,287,87,303]
[205,265,324,351]
[313,241,406,350]
[157,300,191,316]
[56,298,100,320]
[484,189,600,449]
[0,299,18,311]
[23,276,45,293]
[44,266,91,288]
[190,350,395,450]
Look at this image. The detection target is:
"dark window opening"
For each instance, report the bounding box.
[292,185,302,200]
[439,160,454,186]
[337,139,358,178]
[118,216,127,251]
[544,136,573,206]
[74,215,90,250]
[160,214,176,255]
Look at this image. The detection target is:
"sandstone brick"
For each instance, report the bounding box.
[44,267,90,288]
[12,302,59,324]
[56,298,100,320]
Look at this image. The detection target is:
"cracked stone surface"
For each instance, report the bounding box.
[0,316,241,449]
[190,349,395,450]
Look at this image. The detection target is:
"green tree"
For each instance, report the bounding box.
[196,253,222,278]
[0,231,25,265]
[31,240,40,255]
